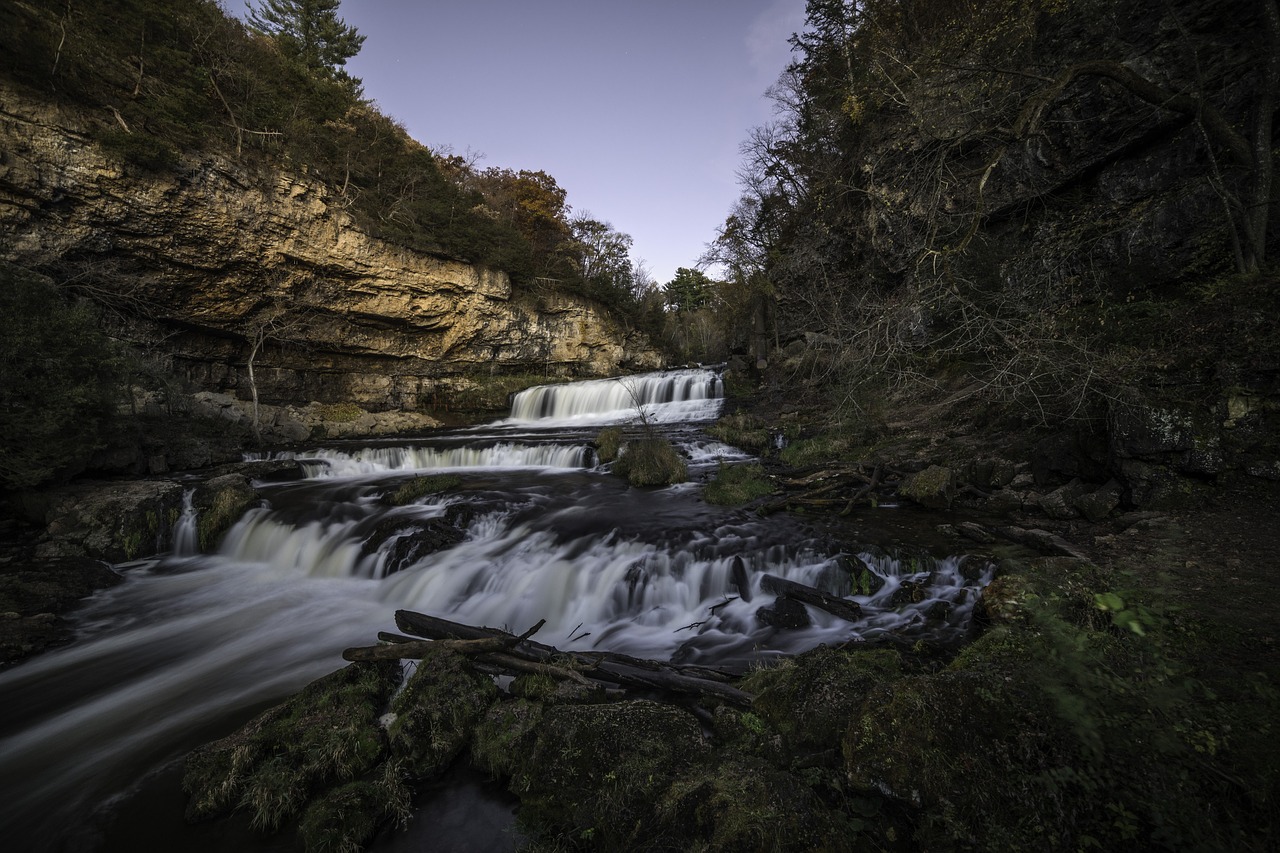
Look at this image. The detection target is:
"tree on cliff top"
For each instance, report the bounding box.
[246,0,364,79]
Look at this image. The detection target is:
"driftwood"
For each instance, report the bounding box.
[373,610,754,706]
[760,574,863,622]
[344,619,544,662]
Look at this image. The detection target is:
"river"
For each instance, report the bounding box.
[0,367,991,851]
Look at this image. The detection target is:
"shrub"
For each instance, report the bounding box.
[705,412,771,453]
[612,437,687,487]
[595,427,623,463]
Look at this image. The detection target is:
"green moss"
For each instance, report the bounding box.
[779,433,854,467]
[388,474,462,506]
[297,762,411,853]
[197,481,256,551]
[595,427,623,463]
[182,660,400,831]
[513,700,708,848]
[315,402,365,423]
[471,698,548,778]
[703,462,775,505]
[612,436,688,486]
[705,412,770,453]
[386,645,499,778]
[744,646,902,752]
[659,756,858,852]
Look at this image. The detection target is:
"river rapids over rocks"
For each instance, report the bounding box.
[0,367,992,850]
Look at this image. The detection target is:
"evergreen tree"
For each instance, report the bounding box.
[246,0,365,77]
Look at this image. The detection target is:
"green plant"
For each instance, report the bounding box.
[595,427,623,463]
[611,437,688,487]
[703,462,775,505]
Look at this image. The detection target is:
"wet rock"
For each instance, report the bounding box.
[849,556,887,596]
[890,580,930,607]
[0,556,122,666]
[361,518,464,575]
[35,479,185,561]
[1074,479,1123,522]
[898,465,956,510]
[513,700,707,848]
[386,645,498,778]
[194,473,256,551]
[755,595,812,629]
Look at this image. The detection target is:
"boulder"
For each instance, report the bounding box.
[36,479,185,561]
[1073,480,1123,521]
[1037,478,1091,520]
[897,465,956,510]
[194,473,257,551]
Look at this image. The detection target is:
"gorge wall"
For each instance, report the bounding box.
[0,83,662,413]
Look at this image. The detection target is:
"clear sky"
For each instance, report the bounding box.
[250,0,808,285]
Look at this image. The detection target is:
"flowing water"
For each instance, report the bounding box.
[0,367,992,851]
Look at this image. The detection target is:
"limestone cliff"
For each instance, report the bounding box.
[0,83,663,411]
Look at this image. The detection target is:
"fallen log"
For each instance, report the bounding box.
[392,610,752,705]
[344,619,544,662]
[760,574,863,622]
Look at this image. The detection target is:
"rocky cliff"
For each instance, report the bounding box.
[0,83,662,412]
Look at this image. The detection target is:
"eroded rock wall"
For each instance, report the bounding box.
[0,83,662,410]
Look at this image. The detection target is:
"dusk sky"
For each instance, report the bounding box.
[241,0,808,285]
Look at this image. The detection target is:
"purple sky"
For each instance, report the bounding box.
[238,0,807,285]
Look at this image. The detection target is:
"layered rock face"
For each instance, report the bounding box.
[0,84,662,410]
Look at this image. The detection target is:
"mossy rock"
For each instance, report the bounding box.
[471,698,548,778]
[612,436,688,487]
[513,699,708,847]
[744,646,902,753]
[898,465,957,510]
[183,660,400,831]
[658,755,858,852]
[194,473,256,551]
[843,670,1071,851]
[386,474,462,506]
[297,763,411,853]
[386,645,499,778]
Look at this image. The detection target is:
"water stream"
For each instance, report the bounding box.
[0,367,992,850]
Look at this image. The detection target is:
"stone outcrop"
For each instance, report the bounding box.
[0,83,662,412]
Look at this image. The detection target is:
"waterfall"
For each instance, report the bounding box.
[286,442,594,478]
[508,367,724,424]
[171,488,198,555]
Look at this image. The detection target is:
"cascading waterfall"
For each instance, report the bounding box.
[508,367,724,423]
[171,488,198,555]
[282,442,594,478]
[0,365,992,851]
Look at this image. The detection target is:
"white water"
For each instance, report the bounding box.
[507,367,723,424]
[278,442,594,478]
[0,366,991,849]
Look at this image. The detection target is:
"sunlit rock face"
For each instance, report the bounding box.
[0,83,662,409]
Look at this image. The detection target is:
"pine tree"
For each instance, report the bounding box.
[246,0,365,77]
